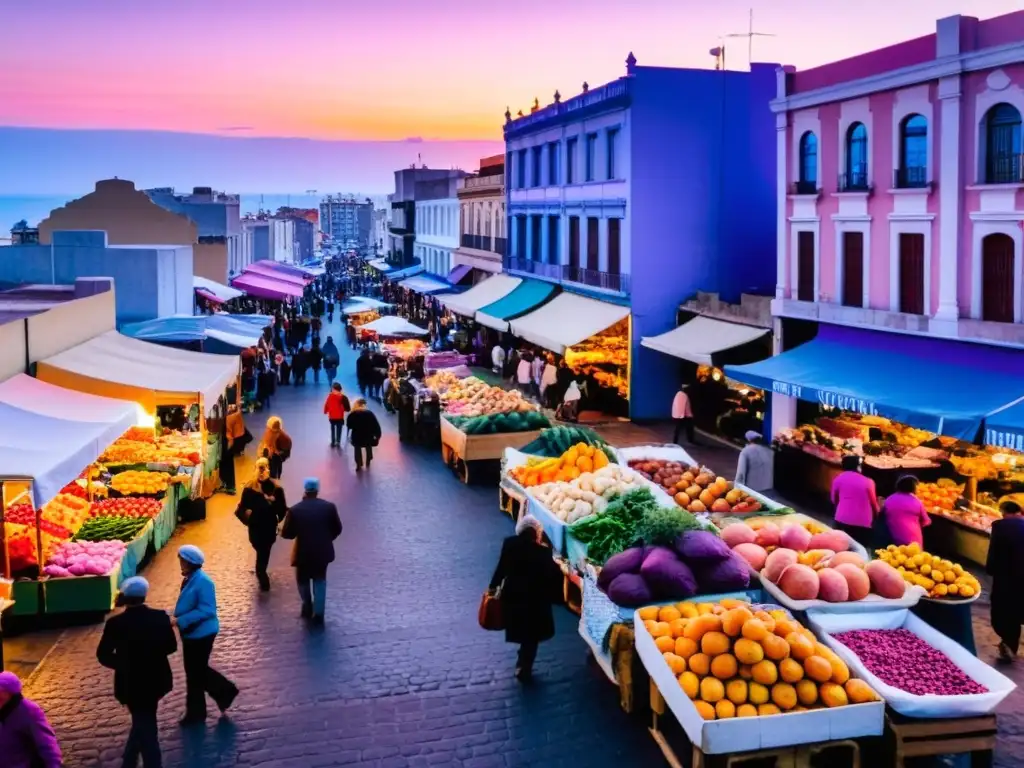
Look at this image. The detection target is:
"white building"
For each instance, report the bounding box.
[373,206,391,257]
[454,154,506,276]
[413,176,462,277]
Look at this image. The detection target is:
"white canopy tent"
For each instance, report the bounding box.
[342,297,391,313]
[508,293,630,354]
[640,316,769,366]
[360,316,429,337]
[368,259,393,272]
[193,275,243,302]
[434,274,521,317]
[399,275,449,294]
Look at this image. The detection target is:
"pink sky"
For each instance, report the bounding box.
[1,0,1020,140]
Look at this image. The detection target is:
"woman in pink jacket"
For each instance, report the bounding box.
[830,455,879,547]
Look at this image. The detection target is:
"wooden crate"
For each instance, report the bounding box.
[886,710,996,768]
[440,417,542,484]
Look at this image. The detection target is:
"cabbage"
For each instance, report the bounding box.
[695,553,751,593]
[639,548,698,599]
[607,572,654,606]
[674,530,731,564]
[597,547,645,591]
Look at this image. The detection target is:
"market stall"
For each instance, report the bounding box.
[360,316,428,338]
[244,261,313,284]
[193,276,243,303]
[398,274,449,295]
[434,274,521,318]
[474,278,558,331]
[230,272,304,301]
[121,314,265,353]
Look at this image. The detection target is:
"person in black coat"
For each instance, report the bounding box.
[280,478,342,624]
[355,349,372,396]
[235,462,287,591]
[488,515,563,681]
[988,500,1024,661]
[345,398,381,470]
[96,576,177,768]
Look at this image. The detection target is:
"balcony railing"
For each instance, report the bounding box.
[459,234,505,255]
[566,266,630,294]
[837,171,870,193]
[504,257,568,280]
[459,173,504,191]
[894,166,928,189]
[985,154,1024,184]
[790,180,819,195]
[504,79,631,138]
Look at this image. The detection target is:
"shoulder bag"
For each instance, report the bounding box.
[478,582,505,631]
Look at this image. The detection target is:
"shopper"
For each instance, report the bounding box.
[0,671,63,768]
[324,382,348,447]
[540,355,558,408]
[235,460,287,591]
[356,348,372,396]
[491,344,506,375]
[259,416,292,480]
[557,380,582,423]
[881,475,931,548]
[280,478,343,625]
[96,577,177,768]
[830,455,880,548]
[531,351,545,398]
[516,351,533,396]
[488,515,563,681]
[671,384,697,445]
[988,500,1024,662]
[173,545,238,725]
[322,335,340,384]
[309,339,324,385]
[346,398,381,470]
[735,430,773,492]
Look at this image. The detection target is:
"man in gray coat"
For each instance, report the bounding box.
[280,477,342,625]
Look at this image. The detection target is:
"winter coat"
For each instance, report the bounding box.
[236,485,286,548]
[0,695,63,768]
[96,604,177,708]
[324,392,346,421]
[346,409,381,448]
[321,341,340,367]
[174,570,220,639]
[489,534,562,645]
[280,497,343,569]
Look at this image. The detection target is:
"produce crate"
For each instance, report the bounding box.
[440,415,542,474]
[885,711,996,768]
[924,514,990,568]
[152,490,178,551]
[43,568,120,614]
[122,520,155,568]
[10,580,41,616]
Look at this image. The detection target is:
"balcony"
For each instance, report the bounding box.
[893,166,928,189]
[837,171,870,193]
[984,154,1024,185]
[566,266,630,294]
[504,79,631,140]
[789,180,819,196]
[504,256,568,281]
[459,234,506,255]
[459,173,504,193]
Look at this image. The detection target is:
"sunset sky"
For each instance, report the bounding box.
[3,0,1021,141]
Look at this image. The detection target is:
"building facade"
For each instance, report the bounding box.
[770,10,1024,430]
[373,206,391,256]
[453,155,505,276]
[413,176,461,277]
[145,186,246,282]
[319,196,373,251]
[504,55,779,418]
[242,217,297,264]
[390,168,468,267]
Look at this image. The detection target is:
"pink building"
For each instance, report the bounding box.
[774,11,1024,343]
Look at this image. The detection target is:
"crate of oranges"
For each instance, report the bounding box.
[634,596,884,753]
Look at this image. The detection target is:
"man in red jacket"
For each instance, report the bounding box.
[323,382,348,447]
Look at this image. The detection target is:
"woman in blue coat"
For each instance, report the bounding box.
[173,545,239,725]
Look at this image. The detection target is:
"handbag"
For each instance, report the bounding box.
[234,504,251,525]
[478,582,505,631]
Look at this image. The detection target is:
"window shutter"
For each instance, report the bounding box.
[587,217,600,271]
[982,234,1015,323]
[569,217,580,270]
[607,219,621,275]
[797,231,815,301]
[841,232,865,307]
[898,233,925,315]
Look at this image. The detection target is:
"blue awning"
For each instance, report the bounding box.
[475,279,559,331]
[726,325,1024,441]
[386,263,424,280]
[447,264,473,285]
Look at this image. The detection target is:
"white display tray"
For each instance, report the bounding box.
[806,608,1016,719]
[759,571,926,613]
[578,617,616,684]
[634,609,884,754]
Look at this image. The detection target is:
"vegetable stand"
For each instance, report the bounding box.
[440,416,542,484]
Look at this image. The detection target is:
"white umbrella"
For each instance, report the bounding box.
[361,316,429,337]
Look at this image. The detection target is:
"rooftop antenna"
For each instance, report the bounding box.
[725,9,775,69]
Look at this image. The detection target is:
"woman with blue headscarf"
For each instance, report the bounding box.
[173,545,238,725]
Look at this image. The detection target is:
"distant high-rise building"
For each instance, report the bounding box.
[319,195,373,251]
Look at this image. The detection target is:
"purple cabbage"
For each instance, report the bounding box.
[640,548,699,600]
[675,530,731,564]
[597,547,646,591]
[607,572,654,607]
[695,553,751,593]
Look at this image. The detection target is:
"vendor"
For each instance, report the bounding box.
[735,431,773,492]
[830,455,880,547]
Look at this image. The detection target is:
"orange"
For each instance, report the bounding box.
[694,700,717,720]
[722,607,753,637]
[754,611,777,633]
[696,603,715,616]
[758,703,781,716]
[701,631,730,657]
[710,653,738,680]
[740,618,769,642]
[715,700,736,719]
[688,653,711,677]
[674,637,699,660]
[804,656,833,684]
[683,615,721,643]
[700,677,725,703]
[659,606,682,623]
[748,681,770,705]
[828,656,850,685]
[761,634,791,661]
[678,671,699,699]
[751,660,778,686]
[726,679,748,705]
[643,619,657,634]
[662,652,686,676]
[785,632,816,661]
[771,682,797,710]
[677,602,699,619]
[650,622,673,639]
[820,682,849,708]
[773,617,800,638]
[738,664,754,680]
[669,618,689,638]
[719,598,750,610]
[795,679,819,707]
[736,704,758,718]
[655,636,675,654]
[779,658,805,684]
[844,679,877,704]
[734,638,764,666]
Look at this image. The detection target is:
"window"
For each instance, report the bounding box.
[566,138,578,184]
[531,146,542,188]
[982,233,1015,323]
[515,215,527,258]
[898,233,925,315]
[607,128,620,180]
[843,122,869,191]
[530,215,542,261]
[516,149,526,188]
[841,231,864,308]
[797,231,815,301]
[896,114,928,188]
[797,131,817,193]
[507,217,514,256]
[607,219,621,275]
[585,133,597,181]
[547,215,559,264]
[985,104,1023,184]
[548,142,559,186]
[568,216,580,270]
[586,217,599,271]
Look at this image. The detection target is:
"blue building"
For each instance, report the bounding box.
[503,54,779,419]
[0,230,194,324]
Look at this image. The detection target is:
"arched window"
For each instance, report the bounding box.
[844,122,868,190]
[797,131,817,193]
[898,114,927,188]
[982,233,1015,323]
[985,104,1023,184]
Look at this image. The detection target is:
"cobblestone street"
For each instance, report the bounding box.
[14,323,1024,767]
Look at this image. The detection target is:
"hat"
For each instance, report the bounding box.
[178,544,205,566]
[515,515,543,537]
[745,430,762,442]
[120,576,149,599]
[304,477,320,493]
[0,671,22,695]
